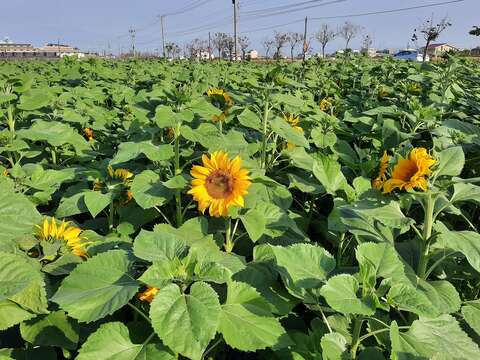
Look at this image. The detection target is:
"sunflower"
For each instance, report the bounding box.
[107,165,134,182]
[320,97,334,112]
[2,169,8,177]
[35,218,89,257]
[207,88,234,123]
[408,83,422,95]
[83,128,94,141]
[188,151,252,217]
[378,87,389,99]
[383,148,436,193]
[138,286,159,303]
[372,151,391,190]
[283,113,304,150]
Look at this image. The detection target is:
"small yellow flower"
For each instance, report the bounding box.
[83,128,94,141]
[107,165,134,183]
[188,151,252,217]
[383,148,436,193]
[378,87,389,99]
[2,169,8,177]
[320,97,334,112]
[35,218,89,257]
[372,151,391,190]
[408,83,422,95]
[138,287,159,303]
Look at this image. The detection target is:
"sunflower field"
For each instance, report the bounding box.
[0,56,480,360]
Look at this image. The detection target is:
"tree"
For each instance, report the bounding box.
[273,31,289,59]
[412,16,451,62]
[316,24,337,58]
[165,42,180,59]
[238,36,250,60]
[212,32,228,59]
[262,38,274,59]
[338,21,361,51]
[225,36,235,61]
[287,32,304,60]
[470,26,480,36]
[186,38,208,60]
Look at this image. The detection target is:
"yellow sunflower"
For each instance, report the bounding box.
[383,148,436,193]
[138,286,159,303]
[372,151,391,190]
[35,218,89,257]
[207,88,234,123]
[283,113,304,150]
[408,83,422,95]
[107,165,134,182]
[188,151,252,217]
[83,128,94,141]
[378,87,389,99]
[320,97,334,112]
[2,169,8,177]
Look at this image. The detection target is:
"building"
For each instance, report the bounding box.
[247,50,258,60]
[361,47,377,57]
[422,43,457,57]
[40,43,86,58]
[470,47,480,56]
[0,38,85,59]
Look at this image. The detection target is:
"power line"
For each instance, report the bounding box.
[241,0,347,19]
[310,0,466,20]
[240,0,338,16]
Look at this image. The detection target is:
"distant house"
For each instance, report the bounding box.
[470,47,480,56]
[40,43,85,58]
[247,50,258,60]
[422,43,457,57]
[361,47,377,58]
[0,39,85,59]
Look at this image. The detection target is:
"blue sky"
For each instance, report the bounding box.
[1,0,479,55]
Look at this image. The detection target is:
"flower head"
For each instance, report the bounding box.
[93,166,134,204]
[207,88,234,123]
[378,87,389,99]
[107,165,134,183]
[188,151,251,217]
[35,218,89,257]
[383,148,436,193]
[283,113,304,150]
[138,287,159,303]
[83,128,94,141]
[320,97,334,112]
[372,151,391,190]
[408,83,422,95]
[2,169,8,177]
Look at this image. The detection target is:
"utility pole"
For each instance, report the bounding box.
[302,16,308,61]
[232,0,238,61]
[208,32,212,60]
[160,15,166,58]
[129,28,136,57]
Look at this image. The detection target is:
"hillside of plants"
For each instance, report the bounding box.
[0,56,479,360]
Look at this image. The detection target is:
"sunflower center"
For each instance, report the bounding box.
[399,161,419,181]
[205,170,234,199]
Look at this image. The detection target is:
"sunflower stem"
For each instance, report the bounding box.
[174,124,183,227]
[108,199,115,231]
[224,218,233,253]
[417,193,435,279]
[350,317,364,359]
[261,96,270,169]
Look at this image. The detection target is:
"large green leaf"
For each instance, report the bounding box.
[462,302,480,336]
[84,191,112,218]
[435,146,465,177]
[131,171,174,209]
[0,300,35,331]
[436,229,480,272]
[133,230,186,262]
[20,311,79,350]
[110,141,174,164]
[321,332,348,360]
[77,322,175,360]
[390,316,480,359]
[271,116,309,148]
[219,281,286,352]
[0,191,41,242]
[312,155,349,195]
[0,253,41,300]
[17,89,51,110]
[52,250,139,322]
[150,282,220,360]
[320,274,376,315]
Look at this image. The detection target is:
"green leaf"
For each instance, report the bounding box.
[311,128,337,149]
[0,253,41,301]
[320,274,375,315]
[312,155,348,195]
[84,191,112,218]
[238,108,261,130]
[17,89,51,110]
[271,116,309,148]
[320,332,348,360]
[0,300,35,331]
[356,242,405,281]
[150,282,220,359]
[110,141,174,164]
[240,209,267,242]
[435,146,465,177]
[133,230,186,262]
[271,244,335,292]
[20,311,79,350]
[462,303,480,336]
[77,322,175,360]
[52,250,139,323]
[219,281,286,352]
[131,171,173,209]
[55,192,88,217]
[0,347,57,360]
[0,191,41,242]
[436,230,480,272]
[390,316,480,359]
[450,183,480,205]
[187,97,222,119]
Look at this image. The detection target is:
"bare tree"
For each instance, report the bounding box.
[412,16,451,62]
[287,32,304,60]
[225,36,235,61]
[316,24,337,58]
[212,32,228,59]
[262,38,274,59]
[338,21,361,51]
[362,34,373,50]
[186,38,208,60]
[238,36,250,60]
[273,31,289,59]
[165,42,180,59]
[469,26,480,36]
